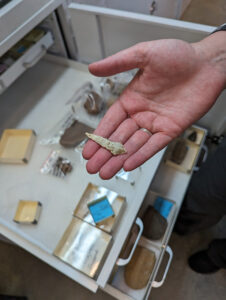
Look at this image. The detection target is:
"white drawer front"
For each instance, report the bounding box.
[68,3,215,64]
[0,1,49,42]
[0,31,53,94]
[72,0,180,18]
[0,0,61,56]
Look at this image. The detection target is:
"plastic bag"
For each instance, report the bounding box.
[39,112,76,146]
[40,150,73,178]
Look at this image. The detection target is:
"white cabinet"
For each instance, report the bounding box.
[68,3,213,62]
[0,0,62,56]
[0,2,224,300]
[105,0,179,18]
[71,0,190,19]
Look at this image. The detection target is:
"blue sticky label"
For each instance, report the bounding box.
[88,197,114,223]
[17,45,27,53]
[154,197,173,219]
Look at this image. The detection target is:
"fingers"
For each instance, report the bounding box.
[99,129,151,179]
[82,100,127,159]
[89,42,148,77]
[123,132,172,171]
[86,118,139,174]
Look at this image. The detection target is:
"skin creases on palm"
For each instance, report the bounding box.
[82,39,223,179]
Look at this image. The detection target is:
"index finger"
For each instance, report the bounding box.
[82,100,127,159]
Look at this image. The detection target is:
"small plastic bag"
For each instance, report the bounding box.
[40,150,73,178]
[74,139,87,164]
[39,112,76,146]
[115,169,135,186]
[71,87,105,121]
[66,81,105,117]
[100,70,137,107]
[100,70,136,95]
[65,81,94,106]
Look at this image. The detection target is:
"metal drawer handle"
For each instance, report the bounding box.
[152,245,173,288]
[193,144,208,172]
[0,79,5,94]
[23,45,47,69]
[149,1,157,15]
[116,217,143,266]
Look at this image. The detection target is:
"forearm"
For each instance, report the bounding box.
[192,31,226,89]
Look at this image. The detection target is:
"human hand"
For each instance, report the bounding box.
[83,34,226,179]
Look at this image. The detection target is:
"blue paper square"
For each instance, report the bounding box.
[88,197,114,224]
[154,197,173,219]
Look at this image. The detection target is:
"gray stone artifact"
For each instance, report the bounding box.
[142,206,167,240]
[60,120,93,148]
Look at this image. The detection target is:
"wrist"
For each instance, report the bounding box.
[192,31,226,89]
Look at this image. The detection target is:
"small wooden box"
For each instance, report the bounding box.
[165,138,200,173]
[0,129,36,164]
[183,126,205,146]
[13,200,42,224]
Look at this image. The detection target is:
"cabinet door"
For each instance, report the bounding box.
[107,0,180,18]
[68,3,214,63]
[105,0,148,14]
[146,0,180,18]
[72,0,181,18]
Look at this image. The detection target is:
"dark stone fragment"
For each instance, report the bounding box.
[84,91,103,115]
[142,206,167,240]
[59,162,73,174]
[170,140,188,164]
[188,131,197,142]
[60,120,94,148]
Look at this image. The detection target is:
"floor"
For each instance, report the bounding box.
[1,217,226,300]
[1,0,226,299]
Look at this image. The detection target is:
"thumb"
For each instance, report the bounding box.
[89,42,148,77]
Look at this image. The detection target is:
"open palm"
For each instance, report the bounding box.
[83,39,224,179]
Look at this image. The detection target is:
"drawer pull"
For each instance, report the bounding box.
[193,144,208,172]
[23,45,47,69]
[0,79,5,93]
[149,1,157,15]
[116,217,143,266]
[152,245,173,288]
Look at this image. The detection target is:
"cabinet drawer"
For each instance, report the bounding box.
[104,190,177,300]
[105,239,173,300]
[103,124,207,300]
[72,0,180,19]
[105,0,180,18]
[0,0,61,56]
[68,3,215,64]
[0,30,53,94]
[0,3,213,298]
[0,54,165,292]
